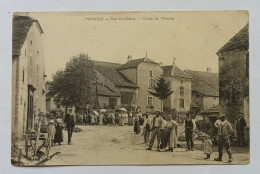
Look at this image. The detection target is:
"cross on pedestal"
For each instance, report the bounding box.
[92,77,104,108]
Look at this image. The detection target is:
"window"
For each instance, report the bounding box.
[22,68,25,83]
[37,50,40,56]
[149,70,153,78]
[148,70,154,89]
[30,40,33,47]
[148,79,154,89]
[179,99,184,108]
[148,97,153,106]
[180,86,184,96]
[25,49,26,56]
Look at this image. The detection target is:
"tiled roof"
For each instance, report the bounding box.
[201,105,219,115]
[98,85,121,97]
[185,70,219,96]
[13,15,43,56]
[118,58,158,69]
[93,61,138,88]
[163,65,191,79]
[217,23,249,54]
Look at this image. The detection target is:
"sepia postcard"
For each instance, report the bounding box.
[11,11,249,166]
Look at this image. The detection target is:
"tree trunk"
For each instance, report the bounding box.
[161,100,164,112]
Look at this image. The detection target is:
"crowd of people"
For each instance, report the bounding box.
[139,111,247,162]
[46,106,247,163]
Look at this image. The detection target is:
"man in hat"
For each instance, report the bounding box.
[235,113,247,147]
[142,112,152,145]
[146,111,163,151]
[184,113,196,151]
[64,108,75,145]
[214,114,233,162]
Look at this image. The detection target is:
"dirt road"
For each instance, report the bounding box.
[43,125,249,166]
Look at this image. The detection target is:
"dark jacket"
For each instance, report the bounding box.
[64,114,75,128]
[236,117,246,131]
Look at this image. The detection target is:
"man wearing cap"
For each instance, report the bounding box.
[64,108,75,145]
[142,112,152,145]
[184,114,196,151]
[146,111,163,151]
[214,114,233,162]
[235,113,247,147]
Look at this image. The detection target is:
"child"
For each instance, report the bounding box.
[203,135,213,159]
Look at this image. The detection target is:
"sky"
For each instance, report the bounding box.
[18,11,248,81]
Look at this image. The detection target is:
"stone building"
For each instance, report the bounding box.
[185,69,219,117]
[216,23,249,125]
[118,56,164,112]
[93,61,137,109]
[12,16,46,141]
[93,55,164,112]
[162,61,192,113]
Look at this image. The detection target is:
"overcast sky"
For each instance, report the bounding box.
[18,11,248,80]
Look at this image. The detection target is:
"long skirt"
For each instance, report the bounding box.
[168,129,178,148]
[128,117,133,125]
[47,124,56,142]
[119,117,124,126]
[54,124,63,143]
[134,121,140,134]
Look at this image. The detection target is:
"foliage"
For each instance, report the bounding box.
[149,76,173,111]
[48,54,96,110]
[149,76,173,100]
[219,56,249,123]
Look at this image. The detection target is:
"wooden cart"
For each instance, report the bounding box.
[23,121,51,161]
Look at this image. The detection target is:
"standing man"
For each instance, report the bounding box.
[146,111,163,151]
[64,108,75,145]
[214,114,233,162]
[142,113,151,145]
[184,113,196,151]
[235,113,247,147]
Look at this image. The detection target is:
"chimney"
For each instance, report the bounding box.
[171,58,176,76]
[173,58,176,67]
[159,62,164,66]
[127,55,133,62]
[207,67,212,72]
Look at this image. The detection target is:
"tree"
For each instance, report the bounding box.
[149,76,173,111]
[48,54,96,112]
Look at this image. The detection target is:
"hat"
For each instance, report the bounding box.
[219,114,225,118]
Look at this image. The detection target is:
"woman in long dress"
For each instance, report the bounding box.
[168,117,179,150]
[118,112,124,126]
[47,118,56,147]
[134,116,140,134]
[128,112,133,125]
[99,112,104,125]
[54,116,64,145]
[91,113,95,125]
[123,112,128,125]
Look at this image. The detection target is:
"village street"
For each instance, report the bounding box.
[40,125,249,166]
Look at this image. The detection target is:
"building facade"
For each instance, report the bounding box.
[118,56,164,112]
[162,62,192,113]
[217,24,249,126]
[185,69,219,117]
[93,61,138,109]
[12,16,46,141]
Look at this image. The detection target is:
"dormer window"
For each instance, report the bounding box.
[180,86,184,96]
